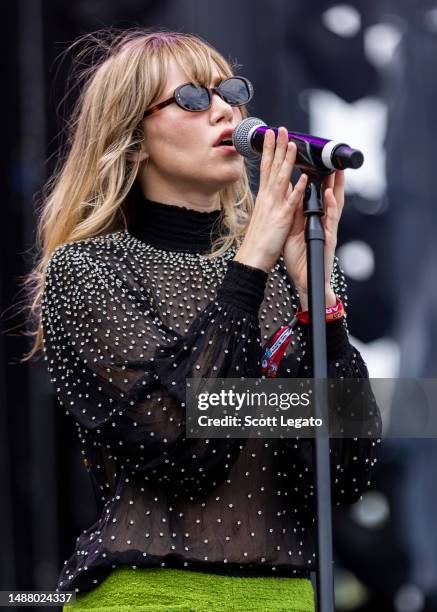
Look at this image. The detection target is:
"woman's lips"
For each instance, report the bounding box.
[213,144,239,154]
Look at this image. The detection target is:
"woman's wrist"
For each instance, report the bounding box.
[298,292,309,311]
[296,286,337,311]
[233,248,270,274]
[325,287,337,307]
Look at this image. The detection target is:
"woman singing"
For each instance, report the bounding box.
[28,29,381,611]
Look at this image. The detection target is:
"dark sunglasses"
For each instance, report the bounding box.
[143,76,254,118]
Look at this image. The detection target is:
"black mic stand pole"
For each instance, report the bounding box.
[302,169,335,612]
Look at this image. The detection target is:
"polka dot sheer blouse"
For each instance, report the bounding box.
[41,187,382,594]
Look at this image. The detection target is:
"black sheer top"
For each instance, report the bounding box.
[41,186,382,594]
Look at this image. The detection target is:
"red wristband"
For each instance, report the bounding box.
[296,296,344,324]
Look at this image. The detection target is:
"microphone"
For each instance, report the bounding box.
[232,117,364,172]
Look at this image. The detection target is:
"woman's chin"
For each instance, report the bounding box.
[214,160,245,185]
[212,173,243,191]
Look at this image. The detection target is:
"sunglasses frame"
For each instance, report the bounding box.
[143,76,254,118]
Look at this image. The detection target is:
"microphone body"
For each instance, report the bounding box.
[232,117,364,173]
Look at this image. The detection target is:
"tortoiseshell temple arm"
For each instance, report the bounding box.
[143,97,176,118]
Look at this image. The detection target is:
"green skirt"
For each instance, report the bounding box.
[63,567,315,612]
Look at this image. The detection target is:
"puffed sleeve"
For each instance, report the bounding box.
[275,258,382,505]
[41,243,268,499]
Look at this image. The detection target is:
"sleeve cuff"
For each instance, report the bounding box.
[326,318,351,361]
[297,318,351,362]
[215,260,268,316]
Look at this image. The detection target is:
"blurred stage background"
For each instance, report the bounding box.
[1,0,437,610]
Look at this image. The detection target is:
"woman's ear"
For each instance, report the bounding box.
[127,143,149,163]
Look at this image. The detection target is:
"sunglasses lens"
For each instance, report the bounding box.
[178,84,211,111]
[219,78,252,105]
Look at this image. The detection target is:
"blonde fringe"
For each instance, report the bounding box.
[18,28,255,363]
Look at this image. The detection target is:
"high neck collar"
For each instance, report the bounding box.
[126,183,223,254]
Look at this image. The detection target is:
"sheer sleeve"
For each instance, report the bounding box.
[41,242,268,499]
[275,257,382,505]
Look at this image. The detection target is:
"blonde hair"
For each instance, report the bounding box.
[21,28,256,362]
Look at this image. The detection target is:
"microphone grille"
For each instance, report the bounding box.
[232,117,266,158]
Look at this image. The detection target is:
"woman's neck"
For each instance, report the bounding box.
[137,173,221,213]
[125,182,223,254]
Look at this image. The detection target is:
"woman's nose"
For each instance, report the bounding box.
[209,91,234,122]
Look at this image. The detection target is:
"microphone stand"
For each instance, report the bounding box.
[302,169,335,612]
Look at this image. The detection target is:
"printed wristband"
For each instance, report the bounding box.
[260,324,295,378]
[260,297,345,378]
[296,296,345,324]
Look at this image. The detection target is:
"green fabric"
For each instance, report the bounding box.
[63,567,315,612]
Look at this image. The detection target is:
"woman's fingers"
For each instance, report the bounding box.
[285,181,293,201]
[269,127,291,184]
[322,172,335,193]
[321,171,345,234]
[322,171,345,209]
[333,170,345,210]
[259,129,275,186]
[291,173,308,202]
[277,141,297,188]
[286,174,307,235]
[323,188,341,246]
[259,126,300,203]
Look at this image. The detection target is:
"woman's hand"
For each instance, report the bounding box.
[281,170,345,310]
[234,127,308,273]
